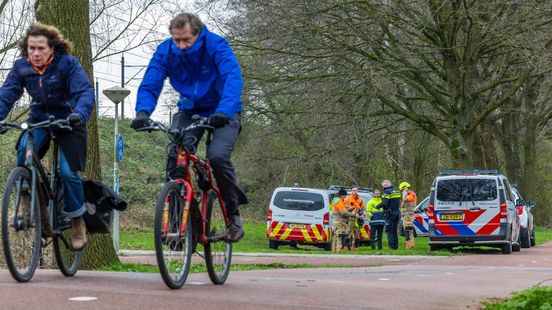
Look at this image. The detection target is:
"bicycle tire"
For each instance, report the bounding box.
[154,181,193,289]
[1,167,41,282]
[53,188,83,276]
[204,190,232,285]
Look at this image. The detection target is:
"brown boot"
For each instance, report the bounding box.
[71,217,87,250]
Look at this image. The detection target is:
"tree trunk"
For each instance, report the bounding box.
[35,0,119,268]
[480,119,499,170]
[523,123,537,201]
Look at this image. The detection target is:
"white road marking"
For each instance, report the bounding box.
[444,272,454,275]
[329,280,344,283]
[378,278,390,281]
[188,282,206,285]
[416,274,429,277]
[518,264,525,267]
[530,261,537,263]
[68,297,97,302]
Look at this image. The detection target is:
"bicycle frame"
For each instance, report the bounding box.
[173,144,228,244]
[148,119,230,244]
[12,121,72,238]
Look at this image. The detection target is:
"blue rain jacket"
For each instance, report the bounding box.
[136,26,243,118]
[0,53,94,122]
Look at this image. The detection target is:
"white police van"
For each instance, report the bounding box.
[266,187,334,250]
[428,170,521,254]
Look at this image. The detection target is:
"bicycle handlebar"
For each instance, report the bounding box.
[0,116,73,134]
[135,115,214,134]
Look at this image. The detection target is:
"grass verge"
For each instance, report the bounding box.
[121,224,552,256]
[482,285,552,309]
[99,262,381,273]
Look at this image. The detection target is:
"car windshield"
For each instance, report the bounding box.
[437,179,497,202]
[273,191,325,211]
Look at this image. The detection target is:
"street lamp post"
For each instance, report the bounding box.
[102,86,130,252]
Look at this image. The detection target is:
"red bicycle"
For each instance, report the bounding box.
[136,116,232,289]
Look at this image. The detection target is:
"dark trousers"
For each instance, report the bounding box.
[370,224,384,250]
[385,216,400,250]
[168,112,247,217]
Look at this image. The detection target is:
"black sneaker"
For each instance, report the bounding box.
[227,215,244,242]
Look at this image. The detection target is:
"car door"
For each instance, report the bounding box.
[413,197,429,236]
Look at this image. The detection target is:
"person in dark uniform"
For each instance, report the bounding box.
[376,180,402,250]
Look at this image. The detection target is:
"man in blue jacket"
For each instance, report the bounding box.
[131,13,247,241]
[0,23,95,250]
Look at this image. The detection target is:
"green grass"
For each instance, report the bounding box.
[121,223,552,255]
[99,262,371,273]
[482,285,552,309]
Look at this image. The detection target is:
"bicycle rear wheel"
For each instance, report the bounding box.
[53,189,83,276]
[154,181,193,289]
[1,167,41,282]
[204,190,232,284]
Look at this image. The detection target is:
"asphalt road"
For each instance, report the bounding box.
[1,241,552,309]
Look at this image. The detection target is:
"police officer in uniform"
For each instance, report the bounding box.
[376,180,401,250]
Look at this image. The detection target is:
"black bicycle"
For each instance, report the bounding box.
[0,117,83,282]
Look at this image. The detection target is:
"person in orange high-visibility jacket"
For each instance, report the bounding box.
[332,188,354,253]
[399,181,417,249]
[344,187,365,251]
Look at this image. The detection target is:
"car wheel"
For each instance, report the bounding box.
[269,239,279,250]
[520,227,530,248]
[530,229,536,247]
[429,244,440,251]
[512,241,521,252]
[501,242,512,254]
[323,243,332,251]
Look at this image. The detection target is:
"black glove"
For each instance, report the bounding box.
[67,113,84,127]
[207,113,229,128]
[131,111,150,130]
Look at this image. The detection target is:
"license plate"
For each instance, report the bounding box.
[289,224,307,229]
[440,213,463,221]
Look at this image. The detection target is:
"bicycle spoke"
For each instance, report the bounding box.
[204,190,232,284]
[2,167,41,282]
[154,182,192,289]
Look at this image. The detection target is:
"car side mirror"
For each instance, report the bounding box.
[516,199,525,206]
[528,201,536,208]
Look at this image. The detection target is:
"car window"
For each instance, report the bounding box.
[273,191,325,211]
[503,179,513,201]
[419,198,429,211]
[436,179,497,201]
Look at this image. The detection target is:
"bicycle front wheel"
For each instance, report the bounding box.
[1,167,41,282]
[53,189,83,276]
[204,190,232,285]
[154,181,193,289]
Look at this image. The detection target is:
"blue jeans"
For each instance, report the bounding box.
[16,129,86,218]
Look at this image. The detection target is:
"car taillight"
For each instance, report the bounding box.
[515,206,523,215]
[267,208,272,222]
[428,203,435,224]
[323,212,329,226]
[500,203,507,223]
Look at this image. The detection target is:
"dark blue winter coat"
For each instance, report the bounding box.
[136,26,243,119]
[0,53,94,122]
